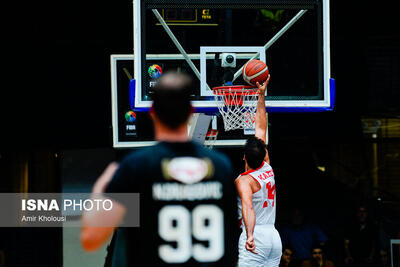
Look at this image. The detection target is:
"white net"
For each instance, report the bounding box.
[213,86,259,131]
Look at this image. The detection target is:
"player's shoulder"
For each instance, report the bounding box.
[235,174,261,192]
[235,174,251,184]
[261,160,272,169]
[121,145,156,162]
[117,145,160,172]
[119,141,231,169]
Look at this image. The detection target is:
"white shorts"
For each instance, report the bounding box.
[237,224,282,267]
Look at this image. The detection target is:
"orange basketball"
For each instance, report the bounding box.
[242,59,269,86]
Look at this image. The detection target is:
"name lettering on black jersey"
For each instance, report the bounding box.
[152,181,223,201]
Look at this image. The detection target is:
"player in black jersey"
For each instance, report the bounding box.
[81,72,237,266]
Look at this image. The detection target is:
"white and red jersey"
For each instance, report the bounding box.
[238,161,276,227]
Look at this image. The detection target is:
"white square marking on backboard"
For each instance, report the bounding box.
[200,46,266,96]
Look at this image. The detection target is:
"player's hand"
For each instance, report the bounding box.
[245,236,258,254]
[256,74,270,96]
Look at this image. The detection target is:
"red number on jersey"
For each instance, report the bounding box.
[263,182,276,208]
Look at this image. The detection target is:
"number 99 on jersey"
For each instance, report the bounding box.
[158,204,224,263]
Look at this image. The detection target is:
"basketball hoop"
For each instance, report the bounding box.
[213,85,258,131]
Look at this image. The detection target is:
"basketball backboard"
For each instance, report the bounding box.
[111,0,335,147]
[132,0,334,113]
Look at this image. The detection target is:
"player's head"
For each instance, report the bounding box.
[357,205,368,223]
[281,246,293,264]
[311,244,324,262]
[243,136,267,169]
[151,71,193,129]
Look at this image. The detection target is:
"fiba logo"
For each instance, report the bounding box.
[148,64,163,79]
[125,110,136,123]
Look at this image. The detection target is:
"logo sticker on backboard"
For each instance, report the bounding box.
[125,110,137,136]
[148,64,163,79]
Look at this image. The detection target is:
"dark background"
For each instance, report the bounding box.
[1,0,400,266]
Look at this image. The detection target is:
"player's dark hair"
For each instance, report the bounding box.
[311,243,324,251]
[152,71,193,129]
[244,136,267,169]
[283,245,293,252]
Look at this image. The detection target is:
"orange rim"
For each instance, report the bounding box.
[212,85,258,96]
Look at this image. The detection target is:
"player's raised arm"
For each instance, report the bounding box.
[255,75,270,163]
[254,75,269,142]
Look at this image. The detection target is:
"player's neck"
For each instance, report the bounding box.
[245,165,250,172]
[154,123,189,142]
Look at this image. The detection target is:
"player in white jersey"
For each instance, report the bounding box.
[235,75,282,267]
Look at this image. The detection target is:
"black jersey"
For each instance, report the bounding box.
[105,141,237,266]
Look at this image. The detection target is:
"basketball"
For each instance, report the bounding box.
[242,59,269,86]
